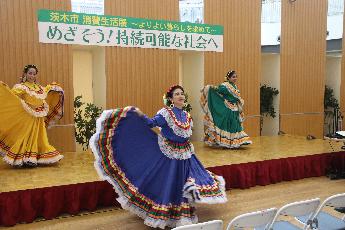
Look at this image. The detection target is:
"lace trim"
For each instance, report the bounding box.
[203,116,252,148]
[224,100,239,111]
[3,154,63,166]
[157,108,192,138]
[157,135,194,160]
[222,82,241,99]
[47,84,64,93]
[116,196,197,229]
[183,172,227,204]
[0,139,63,166]
[20,99,49,117]
[13,83,47,99]
[222,82,245,108]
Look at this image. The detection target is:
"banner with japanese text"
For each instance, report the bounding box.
[38,9,223,52]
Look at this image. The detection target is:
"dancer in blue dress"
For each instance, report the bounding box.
[90,85,227,229]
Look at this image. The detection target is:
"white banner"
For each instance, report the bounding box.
[38,22,223,52]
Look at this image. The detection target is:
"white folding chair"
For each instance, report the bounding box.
[226,207,278,230]
[296,193,345,230]
[172,220,223,230]
[267,198,320,230]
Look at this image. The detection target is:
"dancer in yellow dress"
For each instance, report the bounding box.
[0,64,64,166]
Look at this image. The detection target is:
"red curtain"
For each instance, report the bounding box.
[208,151,345,190]
[1,151,344,226]
[0,181,118,226]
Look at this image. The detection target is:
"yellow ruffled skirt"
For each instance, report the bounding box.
[0,83,63,166]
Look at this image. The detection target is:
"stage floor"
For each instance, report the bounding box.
[1,135,343,193]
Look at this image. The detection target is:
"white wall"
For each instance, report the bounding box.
[261,53,280,136]
[73,49,93,151]
[73,50,93,104]
[92,47,106,109]
[324,55,342,135]
[180,51,204,141]
[326,55,341,102]
[73,46,106,151]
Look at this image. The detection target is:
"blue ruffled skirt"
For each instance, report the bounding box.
[90,107,227,229]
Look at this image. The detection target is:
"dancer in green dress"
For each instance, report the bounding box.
[200,70,252,148]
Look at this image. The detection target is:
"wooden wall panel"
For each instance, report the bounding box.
[243,117,261,137]
[105,0,179,116]
[280,0,327,138]
[0,0,75,151]
[204,0,261,136]
[341,2,345,130]
[47,126,76,153]
[280,115,324,137]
